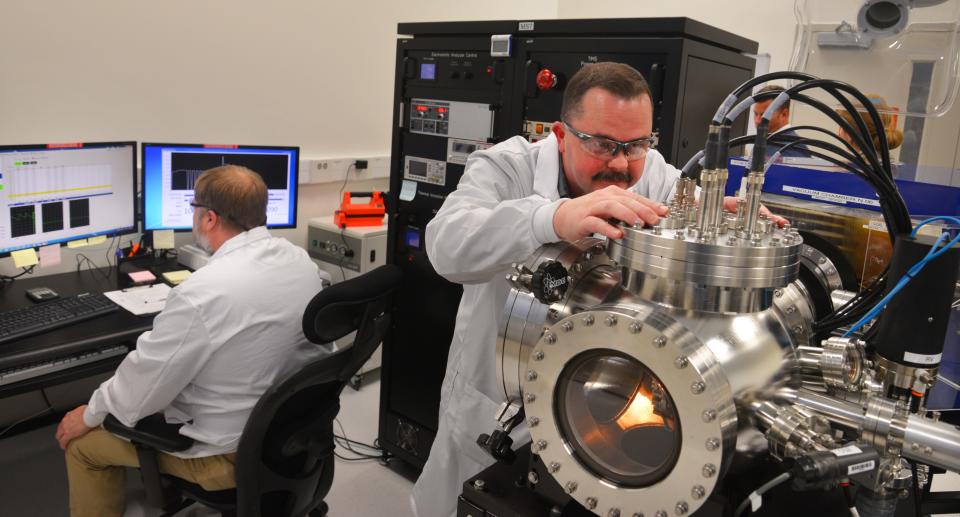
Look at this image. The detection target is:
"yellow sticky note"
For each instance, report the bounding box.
[67,239,89,248]
[153,230,175,250]
[162,270,192,285]
[87,235,107,245]
[11,248,39,268]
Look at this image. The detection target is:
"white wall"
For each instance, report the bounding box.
[0,0,558,277]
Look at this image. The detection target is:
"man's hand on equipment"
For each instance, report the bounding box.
[553,186,668,241]
[56,405,93,450]
[721,196,789,227]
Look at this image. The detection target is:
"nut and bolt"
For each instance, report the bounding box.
[654,336,668,348]
[583,314,595,326]
[562,321,574,332]
[473,479,485,491]
[706,438,720,451]
[629,322,643,333]
[702,409,717,422]
[533,439,548,452]
[608,510,621,517]
[526,370,538,381]
[565,481,578,494]
[676,502,689,515]
[675,356,689,369]
[525,393,536,403]
[544,332,557,344]
[549,461,561,473]
[692,486,706,500]
[605,315,618,326]
[528,417,540,427]
[656,511,668,517]
[527,470,540,484]
[691,381,706,394]
[586,497,598,510]
[702,464,717,478]
[533,351,545,361]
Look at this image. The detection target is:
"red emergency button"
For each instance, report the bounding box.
[536,68,558,91]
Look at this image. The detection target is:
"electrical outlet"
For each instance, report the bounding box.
[300,156,390,184]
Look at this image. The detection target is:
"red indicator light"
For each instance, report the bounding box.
[437,107,447,113]
[47,142,83,149]
[415,105,429,112]
[486,66,494,75]
[203,144,239,149]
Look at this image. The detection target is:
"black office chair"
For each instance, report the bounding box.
[103,264,403,517]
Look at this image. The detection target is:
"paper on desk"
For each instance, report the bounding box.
[67,239,89,248]
[153,230,175,250]
[39,244,61,268]
[87,235,107,245]
[11,248,39,268]
[104,283,172,316]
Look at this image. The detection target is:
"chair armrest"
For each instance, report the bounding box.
[103,413,194,453]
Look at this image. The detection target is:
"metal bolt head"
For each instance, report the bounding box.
[702,464,717,478]
[675,356,689,369]
[525,393,536,403]
[632,513,645,517]
[534,439,547,452]
[691,381,706,394]
[774,289,783,298]
[818,257,826,264]
[549,461,561,473]
[608,510,621,517]
[473,479,485,491]
[583,314,595,326]
[548,308,560,320]
[586,497,598,509]
[705,438,720,451]
[656,511,668,517]
[605,315,618,326]
[702,409,717,422]
[526,370,538,381]
[571,263,583,274]
[544,332,557,344]
[565,481,578,494]
[654,336,667,348]
[676,501,689,515]
[692,485,706,500]
[924,446,933,455]
[527,470,540,484]
[629,322,643,333]
[533,350,545,361]
[785,305,796,314]
[584,252,593,261]
[562,321,574,332]
[528,417,540,427]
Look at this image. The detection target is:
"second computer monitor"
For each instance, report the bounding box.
[141,143,299,231]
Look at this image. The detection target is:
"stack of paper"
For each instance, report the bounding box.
[103,284,172,316]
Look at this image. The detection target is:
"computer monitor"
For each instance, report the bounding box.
[141,143,299,231]
[0,142,137,256]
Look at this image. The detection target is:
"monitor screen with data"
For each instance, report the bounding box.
[141,143,299,231]
[0,142,137,256]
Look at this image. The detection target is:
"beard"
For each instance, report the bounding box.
[592,171,632,185]
[192,227,213,254]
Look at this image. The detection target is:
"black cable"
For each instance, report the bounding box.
[0,265,36,283]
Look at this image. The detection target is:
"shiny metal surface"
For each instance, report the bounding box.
[902,414,960,472]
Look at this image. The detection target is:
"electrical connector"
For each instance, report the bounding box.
[354,159,368,170]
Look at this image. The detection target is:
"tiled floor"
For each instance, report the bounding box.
[0,378,416,517]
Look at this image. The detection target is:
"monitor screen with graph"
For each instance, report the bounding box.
[0,142,137,256]
[141,143,299,231]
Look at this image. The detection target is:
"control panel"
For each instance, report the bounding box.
[409,99,494,142]
[307,217,387,279]
[403,156,447,186]
[523,120,554,143]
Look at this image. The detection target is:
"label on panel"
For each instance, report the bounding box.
[404,156,447,186]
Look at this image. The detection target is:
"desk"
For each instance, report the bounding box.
[0,265,166,398]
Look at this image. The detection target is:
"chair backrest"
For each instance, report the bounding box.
[234,264,402,517]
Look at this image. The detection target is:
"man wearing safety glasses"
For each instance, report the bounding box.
[413,62,688,517]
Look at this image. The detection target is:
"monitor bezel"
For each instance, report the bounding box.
[0,141,138,258]
[140,142,300,232]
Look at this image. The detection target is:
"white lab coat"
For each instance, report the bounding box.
[412,134,681,517]
[84,227,330,458]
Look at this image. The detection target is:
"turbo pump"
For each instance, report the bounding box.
[479,72,960,517]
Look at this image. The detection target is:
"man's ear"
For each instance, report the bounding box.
[552,121,566,154]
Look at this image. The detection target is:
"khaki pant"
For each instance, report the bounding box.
[65,427,237,517]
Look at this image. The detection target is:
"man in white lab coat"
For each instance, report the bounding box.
[412,62,683,517]
[55,165,329,517]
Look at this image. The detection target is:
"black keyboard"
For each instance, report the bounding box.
[0,292,119,345]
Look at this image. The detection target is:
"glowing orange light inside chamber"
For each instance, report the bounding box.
[615,387,664,430]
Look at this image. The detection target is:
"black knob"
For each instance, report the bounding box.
[530,260,569,303]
